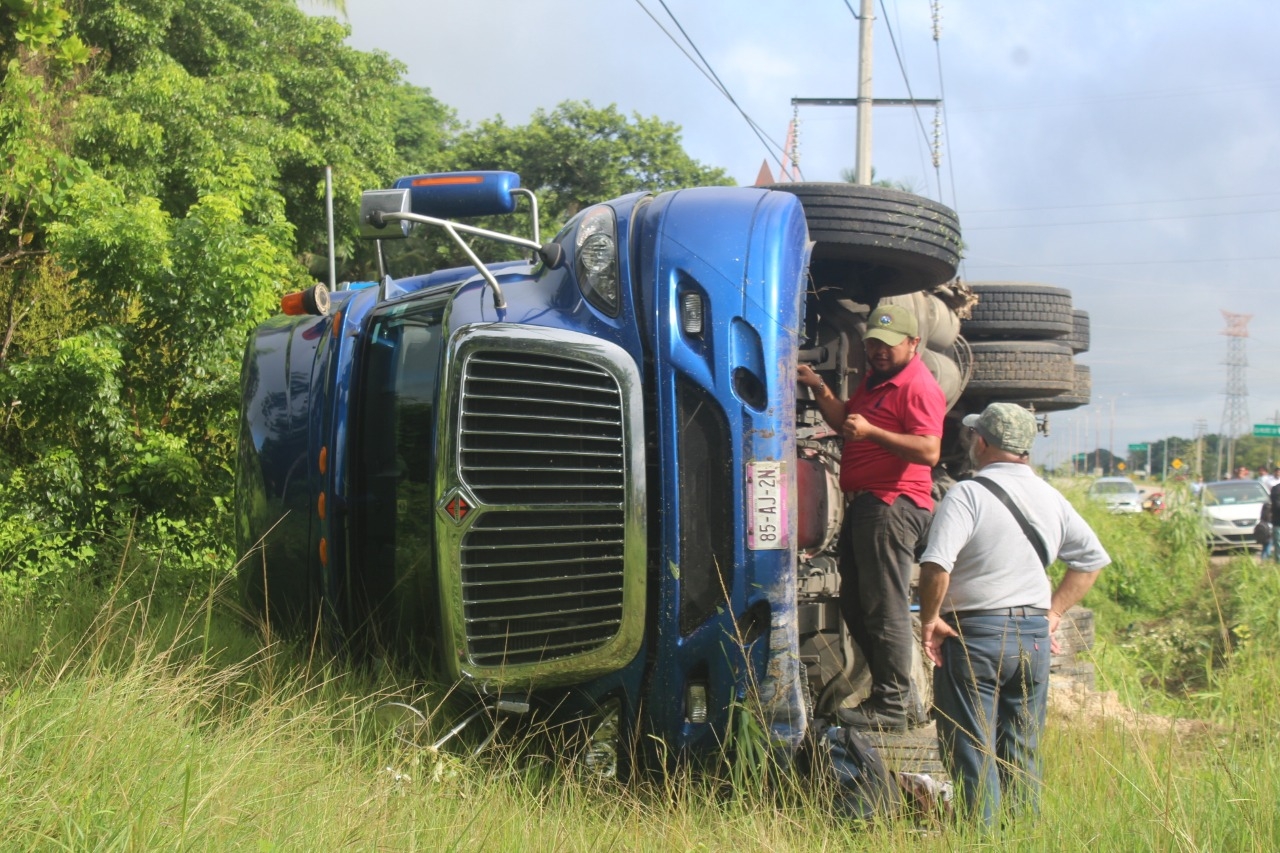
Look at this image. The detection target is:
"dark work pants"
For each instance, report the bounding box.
[838,492,931,716]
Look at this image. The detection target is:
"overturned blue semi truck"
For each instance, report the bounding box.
[236,171,998,771]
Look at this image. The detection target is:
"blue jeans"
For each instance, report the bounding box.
[933,614,1051,827]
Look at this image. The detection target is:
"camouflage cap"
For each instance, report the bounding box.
[864,304,919,346]
[963,402,1037,456]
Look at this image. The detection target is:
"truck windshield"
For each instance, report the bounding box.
[350,295,449,641]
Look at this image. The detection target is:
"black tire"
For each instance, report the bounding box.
[865,728,948,778]
[961,282,1073,339]
[768,182,961,303]
[965,341,1074,397]
[1064,310,1091,354]
[1021,364,1092,413]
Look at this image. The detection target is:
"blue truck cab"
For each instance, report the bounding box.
[237,172,825,768]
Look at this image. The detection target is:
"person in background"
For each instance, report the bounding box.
[1259,465,1279,494]
[1271,478,1280,564]
[918,403,1110,827]
[797,303,945,732]
[1257,501,1274,560]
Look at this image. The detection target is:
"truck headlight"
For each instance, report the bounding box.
[576,205,620,316]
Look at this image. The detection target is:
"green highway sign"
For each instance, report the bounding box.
[1072,453,1088,462]
[1128,443,1148,452]
[1254,424,1280,438]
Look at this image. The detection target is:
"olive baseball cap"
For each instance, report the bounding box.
[864,304,919,346]
[963,402,1037,456]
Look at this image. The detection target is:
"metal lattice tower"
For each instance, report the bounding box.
[1219,310,1251,477]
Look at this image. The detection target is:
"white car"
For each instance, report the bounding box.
[1088,476,1143,514]
[1199,480,1269,551]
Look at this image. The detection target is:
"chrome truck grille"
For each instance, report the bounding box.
[456,350,628,668]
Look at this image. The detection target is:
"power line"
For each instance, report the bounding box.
[633,0,794,176]
[956,79,1280,114]
[973,255,1280,269]
[965,191,1280,215]
[964,207,1280,230]
[875,0,941,195]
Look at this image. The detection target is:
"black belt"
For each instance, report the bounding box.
[947,606,1048,620]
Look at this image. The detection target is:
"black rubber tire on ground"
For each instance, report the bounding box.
[1064,309,1091,354]
[767,182,961,304]
[865,728,949,779]
[960,282,1073,339]
[1020,364,1092,413]
[964,341,1074,398]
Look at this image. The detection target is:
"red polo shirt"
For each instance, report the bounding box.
[840,354,945,510]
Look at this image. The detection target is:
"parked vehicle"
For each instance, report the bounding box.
[235,172,1091,774]
[1199,479,1269,551]
[1088,476,1143,514]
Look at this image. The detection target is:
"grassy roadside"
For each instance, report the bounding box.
[1,489,1278,849]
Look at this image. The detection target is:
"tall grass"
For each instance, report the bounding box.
[1,492,1278,849]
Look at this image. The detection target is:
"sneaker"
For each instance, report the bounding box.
[837,703,909,733]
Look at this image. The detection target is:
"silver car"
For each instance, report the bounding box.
[1200,480,1269,551]
[1088,476,1144,514]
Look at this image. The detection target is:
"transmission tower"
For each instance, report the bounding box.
[1219,310,1251,477]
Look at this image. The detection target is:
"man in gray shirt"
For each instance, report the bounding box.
[918,402,1110,827]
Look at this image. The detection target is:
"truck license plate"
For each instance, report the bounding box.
[748,460,787,550]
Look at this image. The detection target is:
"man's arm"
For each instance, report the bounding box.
[843,414,941,466]
[1048,568,1100,636]
[797,364,846,432]
[917,561,957,667]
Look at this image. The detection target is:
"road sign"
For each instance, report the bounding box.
[1254,424,1280,438]
[1172,458,1183,469]
[1072,453,1087,462]
[1117,462,1126,471]
[1128,443,1148,452]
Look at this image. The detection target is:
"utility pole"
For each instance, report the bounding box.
[1219,310,1251,477]
[791,0,940,185]
[854,0,875,184]
[1194,419,1207,481]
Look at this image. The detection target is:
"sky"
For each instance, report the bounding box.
[333,0,1280,474]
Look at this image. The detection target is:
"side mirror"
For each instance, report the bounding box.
[358,189,412,240]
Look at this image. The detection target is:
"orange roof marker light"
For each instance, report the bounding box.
[281,283,331,316]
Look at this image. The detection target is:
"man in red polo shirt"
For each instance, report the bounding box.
[797,303,945,731]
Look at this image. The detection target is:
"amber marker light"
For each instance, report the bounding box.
[319,446,328,474]
[317,492,326,520]
[411,175,484,186]
[280,283,330,316]
[318,537,328,566]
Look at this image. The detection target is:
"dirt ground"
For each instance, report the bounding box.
[1048,675,1205,736]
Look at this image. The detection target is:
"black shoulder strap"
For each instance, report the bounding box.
[973,476,1051,569]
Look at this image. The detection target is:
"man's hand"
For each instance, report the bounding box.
[1048,610,1063,655]
[921,616,957,668]
[796,364,823,390]
[843,412,875,441]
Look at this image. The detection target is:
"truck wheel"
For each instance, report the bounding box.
[768,182,961,304]
[961,282,1073,339]
[1064,309,1091,354]
[965,341,1074,398]
[1021,364,1091,412]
